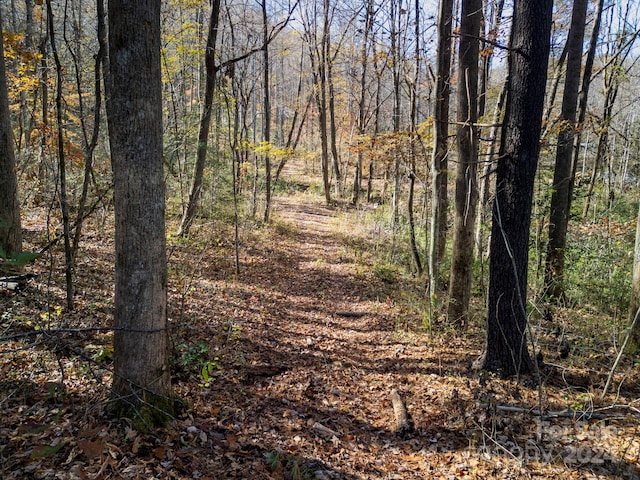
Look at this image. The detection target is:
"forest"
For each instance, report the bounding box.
[1,0,640,478]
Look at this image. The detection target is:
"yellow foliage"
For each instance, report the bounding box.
[251,141,295,159]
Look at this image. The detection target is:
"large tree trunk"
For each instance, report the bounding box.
[482,0,552,376]
[428,0,453,299]
[447,0,481,325]
[544,0,588,301]
[0,9,22,271]
[106,0,174,426]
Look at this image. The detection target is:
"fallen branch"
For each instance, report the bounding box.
[335,311,368,318]
[311,422,340,439]
[601,305,640,400]
[496,404,639,420]
[390,389,413,434]
[0,273,38,291]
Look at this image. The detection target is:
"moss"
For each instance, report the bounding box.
[106,389,184,432]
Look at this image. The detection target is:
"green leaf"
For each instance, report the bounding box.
[30,441,67,459]
[5,251,40,266]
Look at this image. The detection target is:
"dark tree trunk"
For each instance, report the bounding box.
[447,0,481,325]
[408,0,422,275]
[569,0,604,212]
[178,0,221,236]
[428,0,453,296]
[483,0,553,376]
[106,0,173,426]
[0,9,22,271]
[352,0,375,205]
[262,0,272,222]
[46,0,74,310]
[72,0,107,260]
[544,0,588,301]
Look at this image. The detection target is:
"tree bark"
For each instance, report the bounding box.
[46,0,74,310]
[544,0,588,301]
[351,0,374,206]
[483,0,552,376]
[0,9,22,271]
[628,200,640,353]
[178,0,221,236]
[390,0,402,229]
[569,0,603,212]
[447,0,481,325]
[428,0,453,298]
[106,0,173,426]
[72,0,107,262]
[474,0,506,254]
[408,0,422,275]
[262,0,272,223]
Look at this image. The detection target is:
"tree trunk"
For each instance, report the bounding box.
[72,0,107,260]
[327,31,341,195]
[274,49,310,185]
[544,0,588,301]
[569,0,604,211]
[0,9,22,271]
[428,0,453,298]
[390,0,402,230]
[582,79,617,219]
[46,0,74,310]
[447,0,481,325]
[262,0,272,223]
[106,0,174,426]
[581,6,637,219]
[178,0,221,236]
[408,0,422,275]
[474,0,506,255]
[352,0,375,206]
[541,42,568,141]
[482,0,552,376]
[628,200,640,353]
[475,80,506,254]
[477,0,504,120]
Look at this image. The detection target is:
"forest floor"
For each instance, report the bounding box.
[1,163,640,479]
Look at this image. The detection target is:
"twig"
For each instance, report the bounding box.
[601,306,640,400]
[0,324,186,344]
[496,404,638,420]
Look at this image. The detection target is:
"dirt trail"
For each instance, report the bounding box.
[188,193,480,479]
[4,190,639,479]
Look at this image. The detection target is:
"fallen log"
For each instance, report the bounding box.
[390,389,413,434]
[335,311,368,318]
[0,273,37,291]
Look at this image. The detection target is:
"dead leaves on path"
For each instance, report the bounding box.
[1,199,640,479]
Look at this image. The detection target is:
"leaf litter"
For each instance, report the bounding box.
[1,191,639,479]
